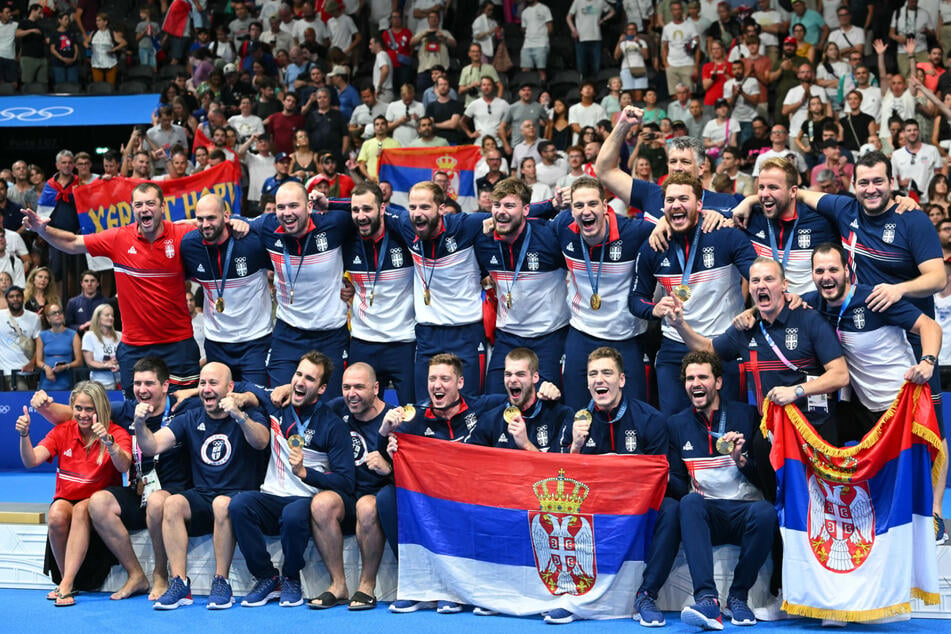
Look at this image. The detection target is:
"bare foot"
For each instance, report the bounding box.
[149,575,169,601]
[111,574,150,600]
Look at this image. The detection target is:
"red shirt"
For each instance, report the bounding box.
[267,111,305,155]
[39,421,131,500]
[702,61,732,106]
[85,220,194,346]
[382,27,412,66]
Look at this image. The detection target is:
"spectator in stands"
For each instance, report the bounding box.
[462,77,508,146]
[305,87,349,164]
[702,98,740,162]
[520,0,553,83]
[25,265,58,320]
[569,81,608,145]
[667,83,692,125]
[357,116,400,182]
[261,152,298,198]
[382,10,414,92]
[0,232,25,287]
[790,23,815,64]
[547,97,572,151]
[701,39,731,106]
[616,22,649,101]
[0,285,39,387]
[874,39,918,132]
[425,75,465,145]
[36,303,80,391]
[782,62,830,143]
[134,6,159,70]
[683,98,710,138]
[459,43,501,107]
[286,129,316,182]
[0,5,16,87]
[509,120,542,173]
[17,4,46,87]
[327,0,361,67]
[84,13,126,87]
[929,174,951,217]
[706,1,740,53]
[828,5,864,59]
[472,1,499,61]
[261,15,293,59]
[349,86,388,142]
[789,0,826,47]
[265,92,304,155]
[662,0,701,95]
[641,87,667,126]
[328,65,360,121]
[386,83,425,146]
[890,0,934,78]
[29,164,45,197]
[411,10,455,94]
[368,36,393,104]
[535,140,568,187]
[718,146,755,195]
[722,60,761,146]
[64,270,104,334]
[48,10,81,85]
[519,156,554,201]
[752,123,808,178]
[8,161,37,210]
[0,178,21,233]
[567,0,615,79]
[312,151,354,197]
[892,118,942,201]
[228,95,265,143]
[17,382,131,606]
[815,42,849,111]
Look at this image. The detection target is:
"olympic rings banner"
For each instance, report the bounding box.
[72,161,242,234]
[0,94,158,127]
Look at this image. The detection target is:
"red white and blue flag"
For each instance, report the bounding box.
[378,146,479,212]
[392,433,668,618]
[764,383,944,622]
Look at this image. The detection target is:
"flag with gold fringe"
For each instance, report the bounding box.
[762,382,944,622]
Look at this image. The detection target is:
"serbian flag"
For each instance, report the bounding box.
[162,0,191,38]
[393,433,668,618]
[378,146,479,213]
[192,125,214,155]
[763,382,944,622]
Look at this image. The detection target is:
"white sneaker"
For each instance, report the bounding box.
[753,594,789,621]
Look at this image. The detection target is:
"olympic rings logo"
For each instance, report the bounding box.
[0,106,74,122]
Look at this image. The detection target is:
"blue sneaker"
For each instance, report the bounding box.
[727,596,756,626]
[279,577,303,607]
[681,595,723,630]
[436,600,463,614]
[544,608,577,624]
[241,575,280,607]
[389,600,436,613]
[206,575,233,610]
[633,591,665,627]
[154,576,193,610]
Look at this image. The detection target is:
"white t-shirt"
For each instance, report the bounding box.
[701,117,740,147]
[386,99,426,146]
[891,144,942,201]
[568,0,609,42]
[521,3,553,48]
[722,77,760,122]
[327,15,358,52]
[783,84,828,140]
[753,148,808,176]
[465,97,509,144]
[661,20,699,67]
[227,114,265,142]
[81,330,120,388]
[242,151,277,203]
[568,101,608,144]
[752,9,784,48]
[856,86,882,120]
[535,157,568,187]
[0,21,17,59]
[0,309,40,373]
[472,14,497,58]
[373,50,392,98]
[828,26,864,53]
[618,37,648,71]
[816,60,850,106]
[292,18,328,45]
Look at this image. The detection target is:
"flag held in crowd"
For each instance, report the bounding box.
[392,433,668,619]
[764,383,945,622]
[71,161,243,234]
[379,146,479,212]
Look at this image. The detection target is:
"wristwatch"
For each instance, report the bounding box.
[921,355,937,365]
[794,385,806,399]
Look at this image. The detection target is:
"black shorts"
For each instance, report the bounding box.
[179,488,242,536]
[105,485,147,531]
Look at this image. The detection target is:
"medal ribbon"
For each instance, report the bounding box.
[205,237,235,308]
[588,398,628,452]
[758,321,802,372]
[415,232,446,299]
[674,220,703,286]
[702,408,728,453]
[282,232,312,302]
[290,402,319,439]
[359,228,389,303]
[766,212,799,270]
[497,222,532,304]
[834,285,856,341]
[580,228,608,301]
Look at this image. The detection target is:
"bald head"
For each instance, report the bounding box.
[198,362,234,416]
[196,194,230,244]
[341,362,382,419]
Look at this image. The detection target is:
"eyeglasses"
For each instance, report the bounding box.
[47,309,63,315]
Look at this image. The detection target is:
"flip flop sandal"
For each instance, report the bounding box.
[307,591,349,609]
[348,591,377,611]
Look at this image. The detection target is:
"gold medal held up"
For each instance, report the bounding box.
[672,284,691,302]
[215,297,225,313]
[590,293,602,310]
[503,406,521,423]
[401,405,416,421]
[716,437,734,455]
[574,409,593,424]
[288,434,305,449]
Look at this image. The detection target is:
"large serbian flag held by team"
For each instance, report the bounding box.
[70,162,242,234]
[378,146,479,212]
[392,433,667,618]
[764,382,944,621]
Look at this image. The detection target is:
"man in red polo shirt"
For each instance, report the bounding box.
[22,182,200,396]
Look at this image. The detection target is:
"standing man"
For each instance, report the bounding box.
[669,351,774,630]
[228,352,355,609]
[385,83,425,147]
[136,362,269,610]
[499,82,547,158]
[64,270,106,334]
[0,285,39,388]
[22,183,201,396]
[520,0,553,83]
[891,119,942,201]
[661,0,701,96]
[181,194,272,384]
[566,0,615,80]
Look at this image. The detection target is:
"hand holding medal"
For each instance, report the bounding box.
[570,409,593,452]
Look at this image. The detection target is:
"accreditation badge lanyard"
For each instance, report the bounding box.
[282,232,312,305]
[580,229,608,302]
[675,220,703,286]
[497,222,532,308]
[359,229,389,306]
[834,286,856,342]
[589,399,628,453]
[133,397,171,474]
[758,321,801,372]
[204,236,234,312]
[766,213,799,270]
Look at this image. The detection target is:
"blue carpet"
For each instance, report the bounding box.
[3,588,950,633]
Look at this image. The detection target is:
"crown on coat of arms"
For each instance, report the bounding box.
[435,154,457,172]
[533,469,589,513]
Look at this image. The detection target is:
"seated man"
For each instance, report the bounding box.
[669,351,775,630]
[554,346,678,627]
[228,351,355,609]
[31,356,198,601]
[134,362,270,610]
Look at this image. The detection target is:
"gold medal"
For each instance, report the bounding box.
[672,284,691,302]
[368,290,374,306]
[288,434,305,449]
[503,406,521,423]
[215,296,225,313]
[574,409,593,424]
[716,437,734,455]
[505,292,513,309]
[423,288,431,305]
[590,293,602,310]
[136,478,144,495]
[401,405,416,421]
[289,288,295,305]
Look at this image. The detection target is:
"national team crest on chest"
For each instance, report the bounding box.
[351,430,368,465]
[608,241,622,261]
[164,239,175,259]
[702,246,714,269]
[536,423,549,448]
[315,232,329,252]
[235,257,247,276]
[797,228,811,249]
[527,252,539,271]
[390,247,403,267]
[852,307,865,329]
[464,411,478,431]
[445,235,458,253]
[785,328,798,350]
[529,470,597,596]
[882,223,896,244]
[624,429,638,453]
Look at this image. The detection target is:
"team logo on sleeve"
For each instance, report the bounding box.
[164,239,176,259]
[852,307,865,329]
[797,229,812,249]
[390,248,404,267]
[702,246,714,269]
[200,434,232,465]
[608,241,622,261]
[235,257,247,276]
[785,328,799,350]
[530,470,596,596]
[882,224,896,244]
[315,232,329,252]
[351,431,368,465]
[527,252,539,271]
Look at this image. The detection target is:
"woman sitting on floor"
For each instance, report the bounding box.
[17,381,131,606]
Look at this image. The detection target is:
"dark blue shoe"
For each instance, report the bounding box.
[279,577,303,607]
[206,575,233,610]
[727,595,756,626]
[241,575,280,607]
[633,591,665,627]
[544,608,577,624]
[154,576,193,610]
[681,595,723,630]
